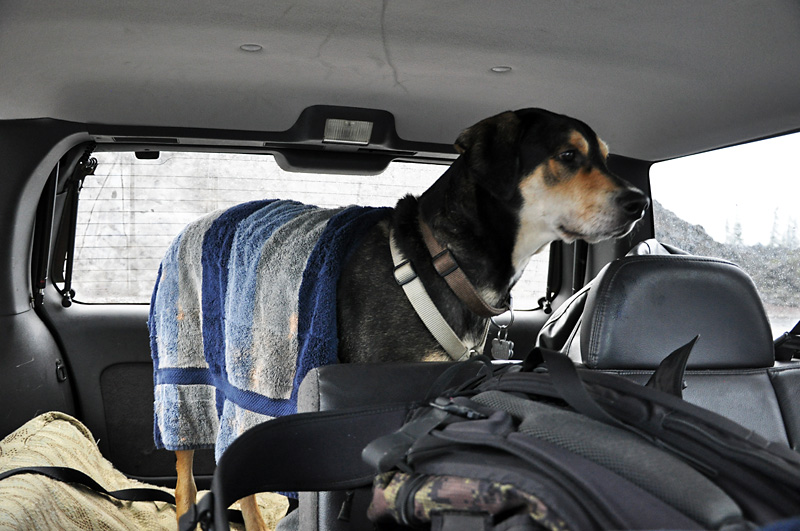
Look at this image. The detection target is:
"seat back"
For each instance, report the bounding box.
[537,241,800,450]
[293,361,486,531]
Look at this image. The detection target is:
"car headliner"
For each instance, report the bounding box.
[2,1,799,161]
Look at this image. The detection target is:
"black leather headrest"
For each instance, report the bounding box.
[537,238,684,355]
[580,255,774,369]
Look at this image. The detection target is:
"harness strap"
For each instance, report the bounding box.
[418,219,508,317]
[390,230,482,361]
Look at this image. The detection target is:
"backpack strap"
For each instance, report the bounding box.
[537,347,625,428]
[530,337,700,424]
[432,512,493,531]
[362,406,451,473]
[186,403,413,531]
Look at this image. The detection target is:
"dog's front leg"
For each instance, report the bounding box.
[175,450,198,528]
[175,452,268,531]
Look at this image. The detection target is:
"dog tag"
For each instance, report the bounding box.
[491,337,514,360]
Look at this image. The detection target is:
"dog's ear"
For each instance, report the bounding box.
[455,111,522,200]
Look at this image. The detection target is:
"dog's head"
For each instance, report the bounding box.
[455,108,649,265]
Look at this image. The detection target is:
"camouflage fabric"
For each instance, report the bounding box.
[367,471,569,530]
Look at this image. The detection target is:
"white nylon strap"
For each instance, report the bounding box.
[389,231,474,361]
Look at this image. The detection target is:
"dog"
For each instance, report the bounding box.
[169,108,649,529]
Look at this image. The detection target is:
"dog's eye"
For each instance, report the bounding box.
[558,150,576,163]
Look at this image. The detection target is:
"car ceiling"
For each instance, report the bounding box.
[2,1,799,161]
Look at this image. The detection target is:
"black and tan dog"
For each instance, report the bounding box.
[338,107,648,362]
[175,108,649,529]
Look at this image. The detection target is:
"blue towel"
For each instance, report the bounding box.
[149,199,390,462]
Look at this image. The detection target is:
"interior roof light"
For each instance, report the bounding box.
[323,119,373,145]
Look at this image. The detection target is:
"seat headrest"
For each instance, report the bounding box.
[537,238,686,356]
[580,255,774,369]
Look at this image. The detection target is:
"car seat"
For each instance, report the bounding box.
[200,240,800,530]
[537,239,800,448]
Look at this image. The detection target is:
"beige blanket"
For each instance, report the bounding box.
[0,412,288,530]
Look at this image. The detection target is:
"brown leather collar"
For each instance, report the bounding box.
[418,219,509,318]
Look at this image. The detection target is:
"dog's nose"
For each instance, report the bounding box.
[617,189,650,220]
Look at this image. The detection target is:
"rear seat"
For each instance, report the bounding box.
[286,240,800,530]
[291,361,486,531]
[537,239,800,450]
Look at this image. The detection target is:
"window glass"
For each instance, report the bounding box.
[650,132,800,336]
[70,151,549,305]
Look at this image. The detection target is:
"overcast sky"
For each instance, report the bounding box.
[650,131,800,247]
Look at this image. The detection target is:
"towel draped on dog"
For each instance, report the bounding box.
[149,199,390,461]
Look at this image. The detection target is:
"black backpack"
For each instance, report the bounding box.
[177,339,800,530]
[361,340,800,530]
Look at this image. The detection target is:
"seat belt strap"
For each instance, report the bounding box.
[0,465,177,503]
[0,465,247,525]
[775,319,800,361]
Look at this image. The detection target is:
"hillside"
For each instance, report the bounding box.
[652,200,799,308]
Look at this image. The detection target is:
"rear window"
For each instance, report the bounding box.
[68,151,551,307]
[650,132,800,336]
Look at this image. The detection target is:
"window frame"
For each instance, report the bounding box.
[54,148,556,310]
